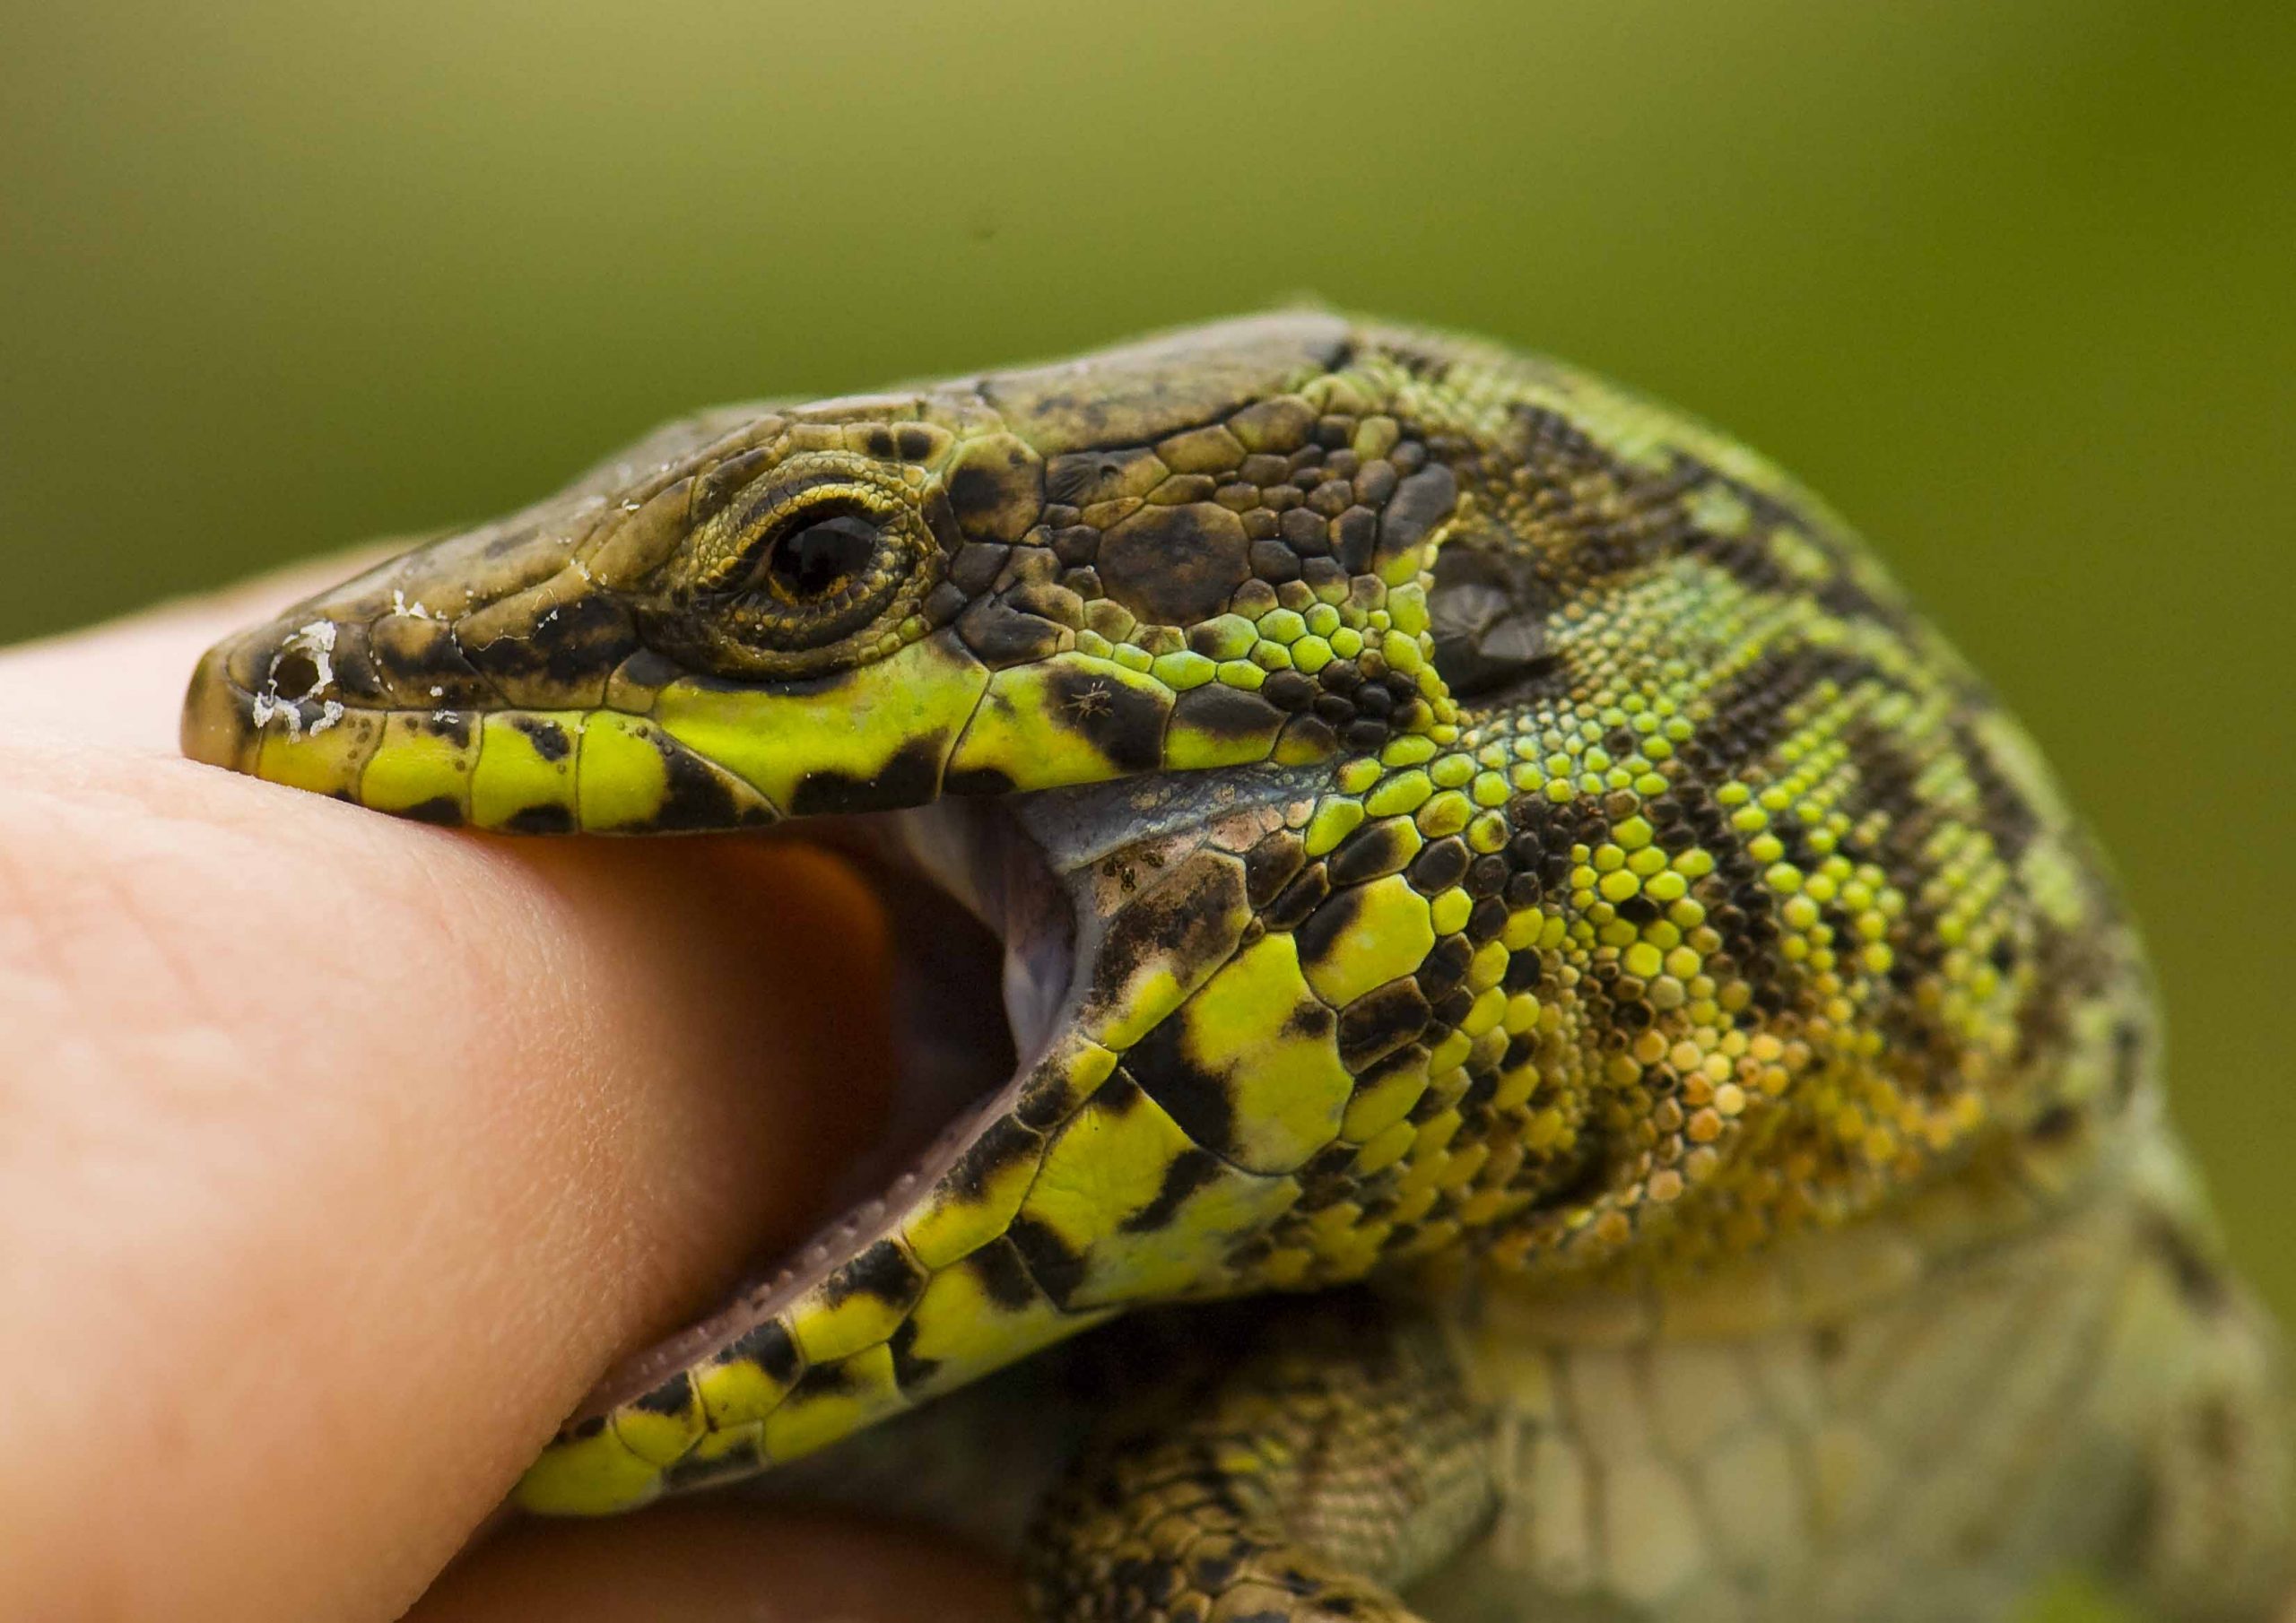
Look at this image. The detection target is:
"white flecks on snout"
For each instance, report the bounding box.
[249,618,342,737]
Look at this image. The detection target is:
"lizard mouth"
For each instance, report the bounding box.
[566,791,1089,1424]
[819,800,1078,1212]
[522,764,1322,1511]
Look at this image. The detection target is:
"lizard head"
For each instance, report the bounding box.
[182,313,1557,1512]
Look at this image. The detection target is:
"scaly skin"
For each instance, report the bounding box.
[183,315,2291,1619]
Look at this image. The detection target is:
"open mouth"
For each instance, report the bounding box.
[541,759,1327,1504]
[568,791,1088,1422]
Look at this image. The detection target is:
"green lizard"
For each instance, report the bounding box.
[182,314,2291,1621]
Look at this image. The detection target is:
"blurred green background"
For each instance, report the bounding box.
[1,0,2288,1350]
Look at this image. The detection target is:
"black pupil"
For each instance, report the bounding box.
[769,513,877,599]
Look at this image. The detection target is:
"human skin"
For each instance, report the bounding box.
[0,560,1018,1621]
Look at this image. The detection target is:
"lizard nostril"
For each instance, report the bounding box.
[269,647,322,699]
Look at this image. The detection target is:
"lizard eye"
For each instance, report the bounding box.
[759,511,880,603]
[655,450,950,679]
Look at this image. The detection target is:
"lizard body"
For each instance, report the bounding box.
[184,314,2291,1619]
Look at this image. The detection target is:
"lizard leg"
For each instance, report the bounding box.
[1023,1293,1498,1623]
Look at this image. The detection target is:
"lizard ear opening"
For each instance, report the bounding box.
[1426,540,1558,701]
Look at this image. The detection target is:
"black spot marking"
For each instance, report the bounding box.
[648,736,755,830]
[1407,837,1471,895]
[1415,934,1476,1000]
[603,645,685,696]
[895,426,934,461]
[822,1238,926,1315]
[2111,1018,2148,1105]
[945,437,1045,544]
[2025,1102,2084,1146]
[462,593,639,696]
[1013,1063,1077,1129]
[502,803,576,835]
[944,762,1017,799]
[1242,831,1307,908]
[1277,714,1340,760]
[419,710,473,747]
[948,464,1000,518]
[511,715,572,761]
[661,1448,760,1493]
[1337,981,1432,1070]
[1293,882,1368,969]
[787,1358,856,1401]
[722,1318,802,1385]
[400,796,465,827]
[942,1115,1045,1205]
[966,1235,1047,1313]
[1171,681,1283,747]
[630,1371,693,1417]
[1120,1148,1225,1234]
[886,1318,940,1393]
[1263,863,1331,933]
[1083,849,1248,1028]
[1043,662,1170,774]
[371,615,495,708]
[923,579,968,626]
[789,734,945,816]
[1125,1026,1238,1159]
[1249,538,1302,583]
[1185,1548,1243,1590]
[1326,820,1418,886]
[1259,670,1316,713]
[1006,1215,1088,1307]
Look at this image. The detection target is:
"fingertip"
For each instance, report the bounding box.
[0,739,899,1617]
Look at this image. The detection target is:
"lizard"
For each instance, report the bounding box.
[180,313,2292,1621]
